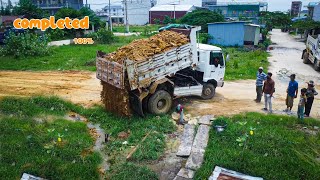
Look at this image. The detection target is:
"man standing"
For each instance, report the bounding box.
[255,67,267,103]
[284,74,298,114]
[262,72,275,113]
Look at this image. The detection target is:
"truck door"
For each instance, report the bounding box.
[209,52,225,81]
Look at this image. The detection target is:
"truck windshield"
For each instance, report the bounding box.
[210,52,224,67]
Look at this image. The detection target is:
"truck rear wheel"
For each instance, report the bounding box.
[303,52,310,64]
[314,59,320,71]
[148,90,172,115]
[201,83,216,100]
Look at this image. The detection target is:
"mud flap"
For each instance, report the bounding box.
[129,92,145,117]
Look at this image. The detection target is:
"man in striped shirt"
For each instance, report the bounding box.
[255,67,267,103]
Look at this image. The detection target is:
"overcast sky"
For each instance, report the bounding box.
[9,0,318,12]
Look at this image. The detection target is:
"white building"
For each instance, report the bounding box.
[125,0,155,25]
[156,0,201,7]
[96,4,124,23]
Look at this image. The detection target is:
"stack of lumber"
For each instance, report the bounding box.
[105,31,189,64]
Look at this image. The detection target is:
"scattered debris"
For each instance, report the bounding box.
[89,128,99,141]
[21,173,46,180]
[209,166,263,180]
[126,132,151,160]
[118,131,130,139]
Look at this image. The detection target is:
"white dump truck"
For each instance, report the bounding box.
[302,29,320,71]
[96,26,229,116]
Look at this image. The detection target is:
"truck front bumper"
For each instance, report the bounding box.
[217,81,224,87]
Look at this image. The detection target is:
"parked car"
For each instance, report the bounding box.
[0,27,25,44]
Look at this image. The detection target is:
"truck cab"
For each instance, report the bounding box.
[197,43,225,87]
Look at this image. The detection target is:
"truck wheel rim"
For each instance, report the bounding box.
[157,100,166,109]
[204,88,212,96]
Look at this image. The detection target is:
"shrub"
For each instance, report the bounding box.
[86,28,115,44]
[1,31,49,58]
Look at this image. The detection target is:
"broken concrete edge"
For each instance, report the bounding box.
[198,115,215,125]
[176,124,196,157]
[209,166,264,180]
[176,168,195,179]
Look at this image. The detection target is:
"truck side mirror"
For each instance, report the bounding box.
[226,54,230,62]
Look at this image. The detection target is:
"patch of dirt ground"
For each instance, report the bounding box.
[0,71,101,107]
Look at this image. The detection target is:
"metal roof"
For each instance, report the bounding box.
[208,21,248,25]
[149,5,195,11]
[197,43,222,51]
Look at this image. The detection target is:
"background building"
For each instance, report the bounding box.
[202,0,217,8]
[307,2,320,21]
[96,4,124,23]
[291,1,302,17]
[206,2,267,24]
[125,0,153,25]
[32,0,84,15]
[208,21,246,46]
[149,5,196,24]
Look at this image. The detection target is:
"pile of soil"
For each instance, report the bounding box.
[105,31,189,63]
[101,81,132,117]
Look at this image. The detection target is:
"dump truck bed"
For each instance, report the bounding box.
[96,43,193,90]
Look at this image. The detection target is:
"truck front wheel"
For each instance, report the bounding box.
[303,52,310,64]
[148,90,172,115]
[201,83,216,100]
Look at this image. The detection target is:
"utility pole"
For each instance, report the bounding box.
[124,0,129,33]
[109,0,113,31]
[0,0,3,8]
[173,4,176,19]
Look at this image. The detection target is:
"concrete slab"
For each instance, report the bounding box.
[176,168,195,179]
[176,124,195,157]
[198,115,214,125]
[185,125,210,170]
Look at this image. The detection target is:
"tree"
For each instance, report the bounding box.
[179,9,224,32]
[260,11,291,31]
[12,0,46,18]
[162,15,175,24]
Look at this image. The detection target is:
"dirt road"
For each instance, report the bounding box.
[0,29,319,118]
[184,29,320,118]
[0,71,101,107]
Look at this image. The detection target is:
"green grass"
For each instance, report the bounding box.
[0,115,101,179]
[224,48,269,80]
[195,112,320,180]
[0,36,144,71]
[109,162,158,180]
[113,25,160,33]
[0,96,175,179]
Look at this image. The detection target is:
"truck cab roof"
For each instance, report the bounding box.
[197,43,222,52]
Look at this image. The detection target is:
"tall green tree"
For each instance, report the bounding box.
[12,0,45,18]
[179,9,224,32]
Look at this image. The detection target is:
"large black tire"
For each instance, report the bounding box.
[303,52,310,64]
[314,59,320,71]
[201,83,216,100]
[148,90,172,115]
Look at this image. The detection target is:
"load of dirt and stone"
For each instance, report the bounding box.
[105,30,189,63]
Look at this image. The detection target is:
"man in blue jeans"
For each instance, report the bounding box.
[284,74,299,114]
[255,67,267,103]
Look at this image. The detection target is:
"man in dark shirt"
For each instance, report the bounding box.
[262,72,275,113]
